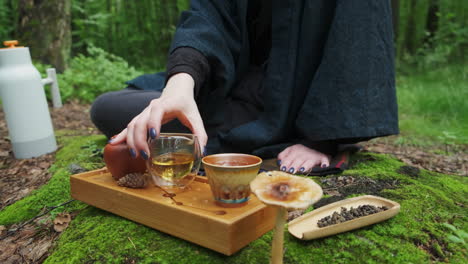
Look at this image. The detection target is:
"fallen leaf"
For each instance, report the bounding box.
[53,213,71,232]
[38,162,51,169]
[0,225,5,235]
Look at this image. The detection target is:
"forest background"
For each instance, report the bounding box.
[0,0,466,145]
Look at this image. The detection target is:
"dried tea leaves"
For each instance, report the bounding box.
[317,204,388,228]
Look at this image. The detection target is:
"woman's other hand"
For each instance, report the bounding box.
[109,73,208,159]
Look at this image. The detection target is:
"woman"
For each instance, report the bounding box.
[91,0,398,174]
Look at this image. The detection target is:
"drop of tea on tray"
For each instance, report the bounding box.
[163,193,176,198]
[215,211,227,215]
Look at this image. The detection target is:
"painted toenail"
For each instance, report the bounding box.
[299,167,305,172]
[277,160,282,166]
[281,166,286,171]
[288,167,295,173]
[321,164,327,168]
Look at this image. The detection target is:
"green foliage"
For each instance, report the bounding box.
[2,132,467,263]
[0,133,107,225]
[397,0,468,68]
[33,46,141,103]
[0,0,16,41]
[71,0,189,70]
[443,223,468,249]
[407,12,468,68]
[397,63,468,145]
[57,46,142,103]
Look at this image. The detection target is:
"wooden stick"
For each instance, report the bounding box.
[271,206,287,264]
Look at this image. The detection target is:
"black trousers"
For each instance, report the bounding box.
[90,70,366,156]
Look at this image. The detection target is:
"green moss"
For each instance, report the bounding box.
[1,135,467,263]
[0,134,107,225]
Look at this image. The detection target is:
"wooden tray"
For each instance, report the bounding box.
[288,195,400,240]
[70,168,276,255]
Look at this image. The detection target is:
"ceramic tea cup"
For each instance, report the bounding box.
[202,153,262,207]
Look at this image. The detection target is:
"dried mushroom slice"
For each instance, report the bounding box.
[250,171,323,209]
[250,171,323,264]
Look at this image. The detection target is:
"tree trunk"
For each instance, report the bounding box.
[391,0,399,41]
[425,0,439,44]
[16,0,71,72]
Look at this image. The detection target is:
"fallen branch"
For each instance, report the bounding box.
[0,199,76,240]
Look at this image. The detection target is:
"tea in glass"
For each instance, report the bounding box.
[147,133,200,189]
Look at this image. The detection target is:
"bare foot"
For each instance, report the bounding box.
[277,144,330,174]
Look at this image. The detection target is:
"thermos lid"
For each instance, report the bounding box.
[1,40,24,49]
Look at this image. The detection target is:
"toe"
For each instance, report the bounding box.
[302,159,322,174]
[320,156,331,168]
[289,158,305,174]
[279,151,295,173]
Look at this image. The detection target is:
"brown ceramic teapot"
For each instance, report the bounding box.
[103,143,146,180]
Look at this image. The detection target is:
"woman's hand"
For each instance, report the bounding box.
[109,73,208,159]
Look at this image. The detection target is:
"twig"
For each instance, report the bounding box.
[0,199,76,240]
[128,237,137,250]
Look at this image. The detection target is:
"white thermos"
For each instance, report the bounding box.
[0,40,61,159]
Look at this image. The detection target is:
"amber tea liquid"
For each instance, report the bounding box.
[148,152,194,183]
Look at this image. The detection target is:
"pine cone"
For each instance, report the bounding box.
[117,173,148,188]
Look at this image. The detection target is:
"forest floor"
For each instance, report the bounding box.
[0,101,467,263]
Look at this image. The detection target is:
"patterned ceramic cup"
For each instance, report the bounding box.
[202,153,262,207]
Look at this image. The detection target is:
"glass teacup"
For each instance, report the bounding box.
[147,133,201,189]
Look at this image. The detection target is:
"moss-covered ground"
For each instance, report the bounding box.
[0,134,466,263]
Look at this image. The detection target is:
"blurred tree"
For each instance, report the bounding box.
[71,0,187,71]
[391,0,399,41]
[0,0,16,42]
[396,0,467,62]
[16,0,71,72]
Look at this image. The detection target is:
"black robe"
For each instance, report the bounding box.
[127,0,399,157]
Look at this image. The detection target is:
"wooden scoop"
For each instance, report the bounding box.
[288,195,400,240]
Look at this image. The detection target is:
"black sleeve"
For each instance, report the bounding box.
[166,47,211,98]
[168,1,243,100]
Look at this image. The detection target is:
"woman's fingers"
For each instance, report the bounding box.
[126,118,138,158]
[146,99,165,140]
[183,108,208,153]
[108,128,127,145]
[133,108,151,160]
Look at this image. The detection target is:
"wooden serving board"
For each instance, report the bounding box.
[288,195,400,240]
[70,168,276,255]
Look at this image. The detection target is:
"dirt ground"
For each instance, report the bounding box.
[0,101,97,210]
[0,101,467,263]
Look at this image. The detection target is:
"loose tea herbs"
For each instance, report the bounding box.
[317,205,388,228]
